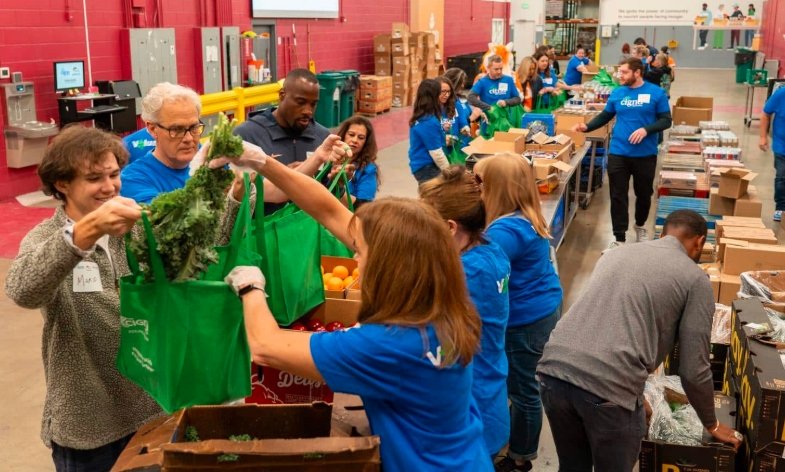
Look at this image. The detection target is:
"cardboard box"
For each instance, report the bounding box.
[532,159,573,180]
[734,189,762,218]
[359,74,392,91]
[701,262,722,302]
[425,64,439,78]
[660,171,698,190]
[359,86,392,103]
[638,393,736,472]
[390,40,410,56]
[462,134,526,158]
[392,80,409,94]
[672,96,714,127]
[392,55,410,68]
[717,228,777,261]
[554,111,611,140]
[664,340,728,388]
[709,188,736,216]
[374,54,390,76]
[112,403,381,471]
[358,99,390,114]
[718,168,757,199]
[322,256,360,300]
[391,22,410,39]
[373,34,391,55]
[392,93,406,108]
[723,241,785,276]
[718,273,741,306]
[715,216,766,241]
[392,67,410,82]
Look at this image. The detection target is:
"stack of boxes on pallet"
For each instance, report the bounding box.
[357,75,392,116]
[373,23,441,108]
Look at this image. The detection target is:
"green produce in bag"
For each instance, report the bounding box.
[481,105,512,138]
[593,69,619,88]
[320,163,355,258]
[118,190,255,412]
[255,175,325,326]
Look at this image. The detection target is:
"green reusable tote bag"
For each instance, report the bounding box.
[507,104,525,130]
[446,144,467,165]
[118,207,252,413]
[481,105,512,138]
[255,175,325,326]
[319,163,355,258]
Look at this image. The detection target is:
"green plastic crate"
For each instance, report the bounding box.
[746,69,768,86]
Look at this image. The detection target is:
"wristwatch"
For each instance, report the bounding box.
[238,283,265,298]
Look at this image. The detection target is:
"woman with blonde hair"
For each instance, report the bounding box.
[474,153,562,472]
[515,57,544,112]
[211,145,494,472]
[419,166,511,460]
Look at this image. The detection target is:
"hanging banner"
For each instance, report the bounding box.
[600,0,763,26]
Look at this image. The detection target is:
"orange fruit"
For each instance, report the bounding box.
[352,268,360,279]
[343,276,354,288]
[324,285,328,290]
[332,265,349,279]
[321,265,324,275]
[322,273,333,284]
[326,277,344,291]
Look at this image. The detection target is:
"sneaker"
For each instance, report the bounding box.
[602,240,624,254]
[494,456,533,472]
[634,225,650,242]
[698,46,706,50]
[774,210,783,222]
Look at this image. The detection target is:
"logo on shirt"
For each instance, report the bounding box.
[426,346,443,367]
[620,96,645,108]
[497,275,510,294]
[489,85,509,96]
[132,139,155,149]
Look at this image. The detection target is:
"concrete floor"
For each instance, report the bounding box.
[0,69,781,470]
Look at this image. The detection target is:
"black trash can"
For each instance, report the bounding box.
[734,48,756,84]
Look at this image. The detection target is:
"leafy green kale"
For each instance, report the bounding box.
[184,425,200,442]
[128,111,245,281]
[229,434,254,442]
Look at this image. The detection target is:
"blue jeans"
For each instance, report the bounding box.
[775,154,785,211]
[52,433,133,472]
[540,375,646,472]
[506,307,560,461]
[413,163,441,185]
[744,29,755,47]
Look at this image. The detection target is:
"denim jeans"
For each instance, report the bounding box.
[52,433,133,472]
[540,375,646,472]
[506,307,560,461]
[413,163,441,185]
[744,29,754,47]
[775,154,785,211]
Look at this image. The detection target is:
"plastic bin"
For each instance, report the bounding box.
[315,72,344,128]
[336,70,360,122]
[734,48,756,84]
[521,113,555,135]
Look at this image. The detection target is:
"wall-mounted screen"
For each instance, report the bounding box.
[251,0,339,19]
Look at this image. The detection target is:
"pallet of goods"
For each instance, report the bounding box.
[357,75,392,116]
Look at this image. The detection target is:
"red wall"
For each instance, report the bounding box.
[0,0,502,201]
[761,0,785,78]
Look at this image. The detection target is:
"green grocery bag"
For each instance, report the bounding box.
[481,105,512,138]
[447,144,467,165]
[320,163,355,258]
[255,175,325,326]
[507,105,525,130]
[118,192,255,412]
[532,91,566,114]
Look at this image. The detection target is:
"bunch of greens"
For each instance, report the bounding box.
[128,112,245,281]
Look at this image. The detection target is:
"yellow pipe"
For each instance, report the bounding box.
[199,82,282,124]
[595,38,602,65]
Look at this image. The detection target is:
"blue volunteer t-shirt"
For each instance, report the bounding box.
[122,127,156,164]
[537,69,560,108]
[763,86,785,156]
[310,324,493,472]
[470,75,520,107]
[564,56,590,86]
[461,241,511,456]
[348,162,378,201]
[485,214,563,327]
[453,98,473,147]
[605,81,670,157]
[120,150,190,204]
[409,114,445,174]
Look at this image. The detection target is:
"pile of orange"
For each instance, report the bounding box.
[322,265,360,291]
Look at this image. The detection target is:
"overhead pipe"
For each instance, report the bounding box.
[81,0,93,87]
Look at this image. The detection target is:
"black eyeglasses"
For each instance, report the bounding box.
[154,122,205,139]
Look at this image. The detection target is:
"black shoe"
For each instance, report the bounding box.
[494,455,533,472]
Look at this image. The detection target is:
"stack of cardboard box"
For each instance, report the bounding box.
[373,33,391,77]
[357,75,392,115]
[390,22,412,107]
[709,168,761,218]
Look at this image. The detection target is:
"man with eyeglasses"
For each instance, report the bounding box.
[120,82,208,204]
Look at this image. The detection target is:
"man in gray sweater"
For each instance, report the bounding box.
[537,210,741,470]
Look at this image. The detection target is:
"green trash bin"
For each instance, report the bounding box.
[315,72,344,128]
[734,48,756,84]
[336,70,360,122]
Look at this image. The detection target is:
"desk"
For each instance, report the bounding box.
[542,142,589,250]
[691,24,760,50]
[743,82,768,127]
[57,94,128,131]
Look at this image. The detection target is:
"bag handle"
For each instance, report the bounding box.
[253,173,269,265]
[326,161,355,213]
[139,212,168,283]
[221,173,255,271]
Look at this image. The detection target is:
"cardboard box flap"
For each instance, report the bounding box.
[552,134,571,145]
[531,132,552,145]
[494,129,529,141]
[462,135,525,155]
[720,167,758,182]
[162,436,381,455]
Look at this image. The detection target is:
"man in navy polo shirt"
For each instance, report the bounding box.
[572,57,672,252]
[760,85,785,222]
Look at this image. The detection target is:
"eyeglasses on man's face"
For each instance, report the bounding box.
[154,122,205,139]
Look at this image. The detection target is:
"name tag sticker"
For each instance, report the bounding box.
[638,94,651,104]
[543,78,554,85]
[73,261,103,293]
[498,83,508,93]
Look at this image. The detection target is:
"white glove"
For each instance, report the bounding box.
[225,266,266,296]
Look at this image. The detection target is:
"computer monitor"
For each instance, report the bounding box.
[53,60,86,92]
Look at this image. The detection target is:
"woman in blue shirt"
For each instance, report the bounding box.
[419,166,511,459]
[215,149,493,472]
[409,79,450,184]
[444,68,483,148]
[474,153,563,472]
[533,51,562,109]
[334,115,380,208]
[563,46,592,87]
